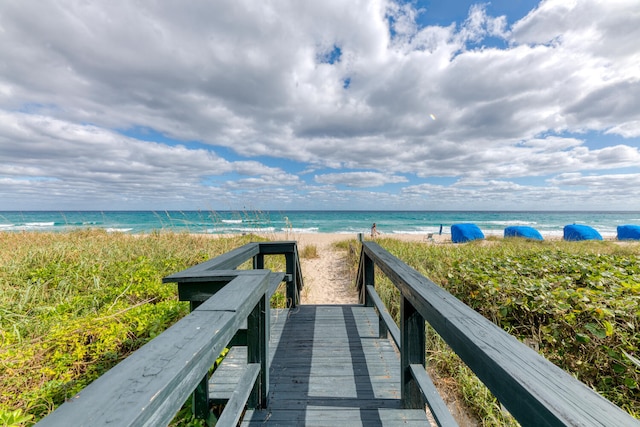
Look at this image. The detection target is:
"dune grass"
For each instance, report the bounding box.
[0,230,279,425]
[368,237,640,424]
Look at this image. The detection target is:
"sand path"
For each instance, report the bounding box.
[265,232,442,305]
[295,234,359,304]
[266,232,476,426]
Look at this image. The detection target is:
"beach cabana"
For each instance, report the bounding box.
[451,223,484,243]
[617,224,640,240]
[563,224,602,241]
[504,225,543,240]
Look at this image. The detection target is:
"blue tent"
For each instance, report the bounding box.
[563,224,602,241]
[617,225,640,240]
[451,223,484,243]
[504,225,543,240]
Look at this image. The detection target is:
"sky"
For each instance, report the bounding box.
[1,0,640,211]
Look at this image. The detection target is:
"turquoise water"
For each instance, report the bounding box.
[2,211,640,237]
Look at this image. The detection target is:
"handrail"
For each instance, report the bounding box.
[36,241,303,427]
[36,270,271,427]
[357,241,640,427]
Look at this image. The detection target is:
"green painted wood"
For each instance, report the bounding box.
[266,272,285,299]
[192,374,210,422]
[409,364,458,427]
[216,363,261,427]
[209,347,249,403]
[242,408,429,426]
[357,248,375,304]
[196,271,269,314]
[37,243,305,426]
[284,251,299,307]
[240,306,430,426]
[176,280,229,302]
[256,241,297,255]
[400,296,426,410]
[36,309,237,427]
[362,241,640,427]
[36,272,270,427]
[163,244,260,282]
[247,292,268,409]
[366,285,400,348]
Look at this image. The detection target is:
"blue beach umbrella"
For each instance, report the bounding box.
[451,223,484,243]
[504,226,543,240]
[617,225,640,240]
[563,224,603,241]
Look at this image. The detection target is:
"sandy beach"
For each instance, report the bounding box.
[265,231,450,247]
[252,232,449,305]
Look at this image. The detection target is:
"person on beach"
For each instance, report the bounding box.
[371,223,379,238]
[439,224,443,235]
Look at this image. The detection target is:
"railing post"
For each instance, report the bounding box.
[188,301,211,423]
[401,295,426,409]
[363,250,387,339]
[193,377,210,423]
[363,251,374,303]
[285,251,298,308]
[253,253,264,270]
[247,292,269,409]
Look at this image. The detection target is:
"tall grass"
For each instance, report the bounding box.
[0,230,272,424]
[369,237,640,425]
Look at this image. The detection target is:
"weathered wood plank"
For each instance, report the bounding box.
[216,363,260,427]
[162,244,260,282]
[401,296,426,409]
[242,408,429,426]
[410,364,458,427]
[196,271,269,314]
[171,270,282,302]
[240,305,429,426]
[36,272,270,427]
[209,346,248,402]
[256,241,297,255]
[366,285,400,348]
[267,272,286,299]
[36,309,237,427]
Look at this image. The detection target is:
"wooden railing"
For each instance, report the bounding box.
[34,239,638,426]
[356,241,639,427]
[36,242,302,427]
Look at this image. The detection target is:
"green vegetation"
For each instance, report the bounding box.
[371,237,640,424]
[0,230,279,425]
[299,244,319,259]
[3,232,638,425]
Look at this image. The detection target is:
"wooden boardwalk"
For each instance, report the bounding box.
[211,305,429,426]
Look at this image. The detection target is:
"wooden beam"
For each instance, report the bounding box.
[162,243,260,282]
[366,285,400,347]
[37,271,270,427]
[409,364,458,427]
[216,364,261,427]
[401,296,425,410]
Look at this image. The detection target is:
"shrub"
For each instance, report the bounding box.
[373,237,640,421]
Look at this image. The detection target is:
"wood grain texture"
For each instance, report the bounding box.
[240,306,429,426]
[36,272,271,427]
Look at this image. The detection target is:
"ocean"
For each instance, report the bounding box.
[2,210,640,238]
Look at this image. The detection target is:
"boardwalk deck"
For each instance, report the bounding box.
[215,305,429,426]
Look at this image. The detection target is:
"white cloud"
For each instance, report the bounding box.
[0,0,639,209]
[0,112,296,209]
[314,171,408,187]
[550,172,640,189]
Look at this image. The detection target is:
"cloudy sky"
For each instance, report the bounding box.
[1,0,639,211]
